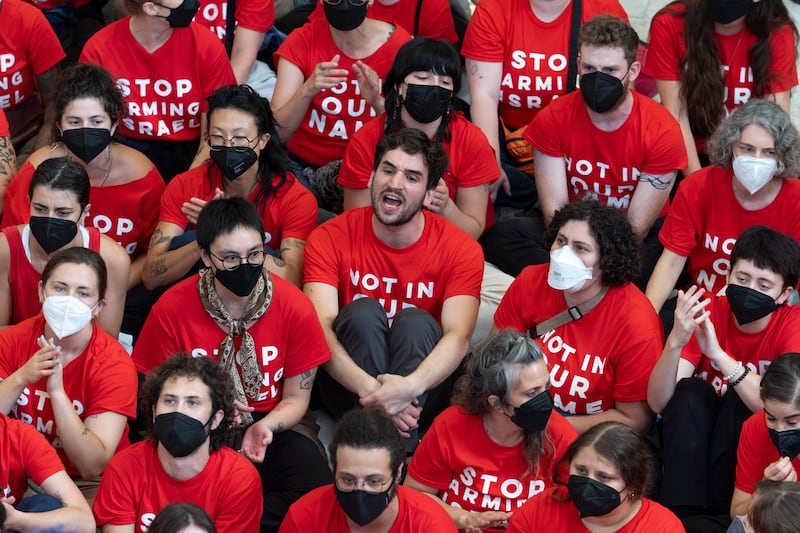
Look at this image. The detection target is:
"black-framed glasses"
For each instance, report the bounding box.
[207,134,257,150]
[209,250,266,271]
[335,475,393,493]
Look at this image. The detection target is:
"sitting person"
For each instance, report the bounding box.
[303,128,483,442]
[646,99,800,323]
[142,84,317,290]
[280,406,456,532]
[134,197,332,531]
[93,354,262,532]
[404,330,577,531]
[648,226,800,521]
[507,421,683,532]
[0,247,137,504]
[0,411,95,533]
[487,15,685,287]
[79,0,236,181]
[2,63,164,292]
[271,0,411,180]
[0,157,131,337]
[731,353,800,519]
[493,199,663,434]
[338,36,504,344]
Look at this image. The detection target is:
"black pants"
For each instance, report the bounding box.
[316,298,443,427]
[659,378,753,517]
[256,428,332,533]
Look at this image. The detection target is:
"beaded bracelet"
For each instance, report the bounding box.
[729,366,750,387]
[723,361,743,382]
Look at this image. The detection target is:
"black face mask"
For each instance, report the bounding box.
[62,128,112,163]
[29,216,79,254]
[402,84,452,124]
[726,284,778,325]
[509,391,553,433]
[579,71,626,113]
[711,0,753,24]
[153,411,213,458]
[769,427,800,459]
[323,0,368,31]
[567,475,624,518]
[335,483,394,526]
[214,262,263,297]
[210,147,258,181]
[156,0,200,27]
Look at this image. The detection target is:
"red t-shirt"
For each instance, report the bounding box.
[407,406,576,527]
[338,112,499,230]
[680,294,800,396]
[195,0,274,46]
[303,207,483,322]
[0,412,64,504]
[274,18,412,166]
[280,484,457,532]
[461,0,628,130]
[308,0,457,43]
[0,315,137,477]
[526,90,686,218]
[0,109,9,136]
[494,264,663,415]
[2,160,164,257]
[160,162,317,251]
[644,3,797,132]
[0,0,64,112]
[132,273,330,412]
[93,441,262,532]
[735,410,800,495]
[507,487,684,533]
[3,225,102,325]
[80,18,236,141]
[659,167,800,297]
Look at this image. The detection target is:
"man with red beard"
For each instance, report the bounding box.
[304,128,483,447]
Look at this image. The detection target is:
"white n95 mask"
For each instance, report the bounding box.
[548,245,594,292]
[42,295,94,339]
[733,155,777,195]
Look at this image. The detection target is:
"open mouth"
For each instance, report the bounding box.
[381,192,403,209]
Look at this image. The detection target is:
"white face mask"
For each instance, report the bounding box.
[733,155,778,194]
[42,295,95,339]
[548,245,594,292]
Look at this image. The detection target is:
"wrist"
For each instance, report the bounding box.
[405,373,425,399]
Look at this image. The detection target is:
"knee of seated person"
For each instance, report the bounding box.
[336,298,387,330]
[392,307,437,329]
[664,377,717,415]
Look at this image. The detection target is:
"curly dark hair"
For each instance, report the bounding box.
[452,330,554,474]
[553,421,651,499]
[140,354,235,452]
[543,200,640,286]
[663,0,798,139]
[52,63,125,141]
[373,128,450,190]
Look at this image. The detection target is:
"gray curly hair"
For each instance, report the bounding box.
[707,98,800,178]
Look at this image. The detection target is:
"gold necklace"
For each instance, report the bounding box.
[98,146,112,187]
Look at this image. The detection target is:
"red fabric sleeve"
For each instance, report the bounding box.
[1,160,34,229]
[195,26,237,112]
[234,0,275,33]
[211,449,264,533]
[526,102,562,156]
[92,450,139,526]
[0,109,8,137]
[132,294,185,374]
[338,115,384,189]
[642,6,684,81]
[493,268,535,332]
[18,421,65,487]
[303,222,343,288]
[19,1,66,76]
[658,169,711,256]
[765,22,798,94]
[272,175,319,242]
[273,277,331,378]
[460,0,506,62]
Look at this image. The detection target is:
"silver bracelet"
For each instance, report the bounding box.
[723,361,743,382]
